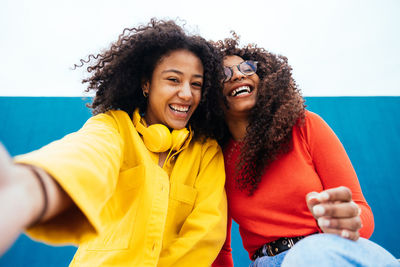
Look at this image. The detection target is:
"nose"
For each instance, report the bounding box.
[231,66,245,81]
[178,82,192,101]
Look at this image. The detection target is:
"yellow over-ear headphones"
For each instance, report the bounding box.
[133,109,189,153]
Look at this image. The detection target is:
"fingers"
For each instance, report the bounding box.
[306,191,321,212]
[306,190,331,216]
[0,143,12,165]
[321,186,352,202]
[313,201,360,218]
[306,186,352,206]
[306,187,358,219]
[317,226,360,241]
[0,143,14,187]
[314,201,362,241]
[318,216,362,232]
[306,191,330,203]
[306,187,361,241]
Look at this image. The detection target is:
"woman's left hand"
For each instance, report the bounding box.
[306,186,362,241]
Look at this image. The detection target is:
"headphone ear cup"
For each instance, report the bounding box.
[133,108,189,153]
[171,128,189,151]
[142,124,172,152]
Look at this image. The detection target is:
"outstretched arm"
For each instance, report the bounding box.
[0,143,72,255]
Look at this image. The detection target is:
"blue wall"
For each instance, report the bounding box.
[0,97,399,266]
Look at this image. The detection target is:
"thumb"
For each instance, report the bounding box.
[0,143,12,164]
[0,143,13,184]
[306,192,320,213]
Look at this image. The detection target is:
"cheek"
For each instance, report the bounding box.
[253,76,260,88]
[222,84,230,96]
[192,90,202,106]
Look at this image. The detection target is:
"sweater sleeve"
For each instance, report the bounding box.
[301,111,374,238]
[14,112,124,244]
[212,214,234,267]
[157,140,228,266]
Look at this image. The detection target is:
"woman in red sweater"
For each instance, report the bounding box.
[212,35,399,266]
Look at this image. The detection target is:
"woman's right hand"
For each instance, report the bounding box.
[306,186,362,241]
[0,143,32,255]
[0,143,73,256]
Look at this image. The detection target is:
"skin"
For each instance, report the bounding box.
[142,49,204,166]
[306,187,362,241]
[143,49,203,130]
[0,49,205,256]
[223,55,362,241]
[0,144,72,255]
[222,55,259,141]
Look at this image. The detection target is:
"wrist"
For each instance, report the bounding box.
[12,164,48,228]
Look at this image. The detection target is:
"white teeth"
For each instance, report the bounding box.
[170,105,190,112]
[231,86,251,96]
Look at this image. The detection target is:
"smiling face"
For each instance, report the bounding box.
[223,55,260,118]
[143,49,204,130]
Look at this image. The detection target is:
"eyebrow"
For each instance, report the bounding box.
[162,69,203,78]
[224,61,245,68]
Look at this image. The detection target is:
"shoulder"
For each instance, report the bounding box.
[83,110,133,133]
[201,138,221,151]
[296,110,333,142]
[87,110,129,125]
[299,110,331,131]
[304,110,325,124]
[189,137,222,156]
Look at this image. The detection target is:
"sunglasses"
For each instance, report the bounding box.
[223,60,258,83]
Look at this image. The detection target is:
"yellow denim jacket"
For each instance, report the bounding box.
[15,110,227,266]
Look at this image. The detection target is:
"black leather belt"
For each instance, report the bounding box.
[252,235,308,260]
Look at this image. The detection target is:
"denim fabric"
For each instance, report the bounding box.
[249,250,288,267]
[282,233,399,267]
[250,234,399,267]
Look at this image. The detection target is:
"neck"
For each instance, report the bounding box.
[225,113,249,141]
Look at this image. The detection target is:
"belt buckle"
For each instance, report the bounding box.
[254,234,311,260]
[287,237,295,248]
[266,243,275,256]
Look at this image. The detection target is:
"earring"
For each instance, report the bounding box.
[143,91,149,98]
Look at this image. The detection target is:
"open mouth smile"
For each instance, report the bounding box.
[230,85,253,97]
[169,104,190,113]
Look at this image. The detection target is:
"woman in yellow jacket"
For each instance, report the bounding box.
[0,19,227,266]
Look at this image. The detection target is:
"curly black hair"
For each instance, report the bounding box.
[213,33,306,194]
[76,18,225,141]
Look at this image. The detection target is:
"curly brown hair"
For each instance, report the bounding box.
[213,34,306,194]
[76,18,224,141]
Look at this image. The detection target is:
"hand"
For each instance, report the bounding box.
[0,143,26,255]
[0,144,47,255]
[0,143,74,257]
[0,144,13,187]
[306,186,362,241]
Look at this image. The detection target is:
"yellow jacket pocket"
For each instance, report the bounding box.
[170,182,197,205]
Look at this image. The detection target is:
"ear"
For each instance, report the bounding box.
[142,81,150,95]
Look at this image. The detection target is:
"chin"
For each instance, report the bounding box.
[227,98,256,110]
[168,122,188,130]
[242,100,257,109]
[232,103,255,113]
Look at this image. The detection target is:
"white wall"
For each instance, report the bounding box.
[0,0,399,96]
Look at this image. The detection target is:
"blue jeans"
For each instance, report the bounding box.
[250,234,399,267]
[250,250,289,267]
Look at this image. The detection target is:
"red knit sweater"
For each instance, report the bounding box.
[213,111,374,266]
